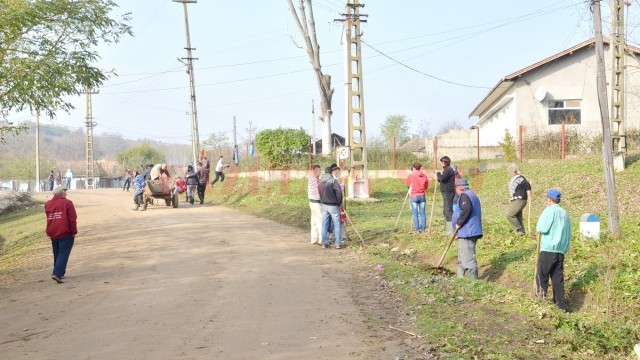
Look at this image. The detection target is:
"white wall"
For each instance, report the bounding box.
[475,94,516,146]
[477,44,640,146]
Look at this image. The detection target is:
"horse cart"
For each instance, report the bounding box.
[144,179,179,208]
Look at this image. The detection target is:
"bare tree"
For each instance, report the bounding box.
[287,0,334,156]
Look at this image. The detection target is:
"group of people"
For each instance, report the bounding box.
[434,156,569,310]
[304,156,572,311]
[46,169,73,191]
[128,156,230,209]
[307,163,347,249]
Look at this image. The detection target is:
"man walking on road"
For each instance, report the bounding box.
[197,161,210,204]
[307,165,322,245]
[536,189,571,311]
[48,171,55,191]
[64,168,73,189]
[122,169,131,192]
[211,155,229,186]
[452,178,483,279]
[319,164,343,249]
[437,156,456,235]
[506,164,531,236]
[45,184,77,284]
[132,170,146,211]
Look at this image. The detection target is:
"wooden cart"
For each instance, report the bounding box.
[143,179,178,208]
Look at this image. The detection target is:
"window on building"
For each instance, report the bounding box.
[548,99,581,124]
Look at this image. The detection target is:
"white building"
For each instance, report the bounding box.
[469,38,640,146]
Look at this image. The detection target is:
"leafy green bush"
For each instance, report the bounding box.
[499,129,517,161]
[254,128,309,169]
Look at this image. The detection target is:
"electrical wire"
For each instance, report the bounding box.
[361,40,491,89]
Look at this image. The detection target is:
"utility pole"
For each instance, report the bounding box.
[35,112,40,192]
[312,99,316,155]
[174,0,200,167]
[610,0,627,171]
[233,115,238,165]
[82,88,98,190]
[593,0,620,235]
[337,0,369,198]
[246,121,256,157]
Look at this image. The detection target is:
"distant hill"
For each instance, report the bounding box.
[0,122,192,179]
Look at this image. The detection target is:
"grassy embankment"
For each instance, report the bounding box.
[0,205,46,272]
[207,157,640,359]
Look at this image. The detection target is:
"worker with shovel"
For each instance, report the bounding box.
[535,189,571,311]
[437,156,456,235]
[452,178,483,279]
[506,164,532,236]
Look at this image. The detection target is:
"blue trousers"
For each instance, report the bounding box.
[51,236,74,278]
[410,195,426,232]
[321,205,341,247]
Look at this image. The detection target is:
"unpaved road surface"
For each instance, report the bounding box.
[0,189,430,359]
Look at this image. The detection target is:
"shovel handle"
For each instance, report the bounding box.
[436,229,458,268]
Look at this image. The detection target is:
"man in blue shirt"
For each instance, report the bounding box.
[536,189,571,311]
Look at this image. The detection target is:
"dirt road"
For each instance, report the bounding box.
[0,189,429,359]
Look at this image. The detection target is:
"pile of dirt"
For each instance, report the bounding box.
[0,190,35,215]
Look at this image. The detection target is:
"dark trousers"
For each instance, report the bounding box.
[48,181,54,191]
[536,251,566,310]
[211,171,225,185]
[51,236,74,278]
[197,183,206,203]
[123,178,131,191]
[134,193,144,205]
[442,191,455,221]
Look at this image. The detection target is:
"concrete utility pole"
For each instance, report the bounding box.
[35,112,40,192]
[246,121,256,157]
[82,89,98,189]
[610,0,627,171]
[593,0,620,235]
[337,0,369,198]
[174,0,200,167]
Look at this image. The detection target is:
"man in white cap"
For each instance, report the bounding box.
[536,189,571,311]
[45,184,78,283]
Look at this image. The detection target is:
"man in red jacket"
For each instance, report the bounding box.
[45,184,78,283]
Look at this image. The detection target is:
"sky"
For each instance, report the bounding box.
[11,0,638,146]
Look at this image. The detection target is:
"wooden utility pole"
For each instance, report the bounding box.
[174,0,200,167]
[593,0,620,235]
[35,112,40,192]
[287,0,335,156]
[233,116,238,165]
[312,99,316,155]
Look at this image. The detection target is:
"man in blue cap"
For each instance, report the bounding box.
[452,178,483,279]
[535,189,571,311]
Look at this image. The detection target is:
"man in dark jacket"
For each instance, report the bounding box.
[45,184,78,283]
[318,164,344,249]
[197,161,210,204]
[185,164,199,205]
[506,164,532,236]
[437,156,456,234]
[452,178,483,279]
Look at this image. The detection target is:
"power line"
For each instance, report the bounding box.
[361,40,491,89]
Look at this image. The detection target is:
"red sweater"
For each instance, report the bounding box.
[45,196,78,239]
[406,172,429,197]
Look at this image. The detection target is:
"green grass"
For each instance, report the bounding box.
[0,204,46,271]
[207,157,640,359]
